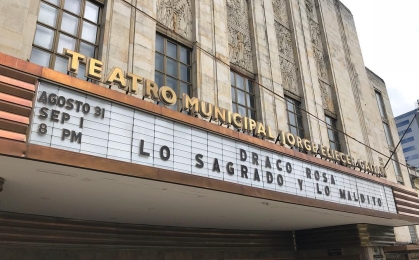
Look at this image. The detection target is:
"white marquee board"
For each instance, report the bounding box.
[29,82,397,214]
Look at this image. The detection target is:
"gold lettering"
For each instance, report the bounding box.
[303,139,311,152]
[373,165,378,175]
[248,118,257,133]
[212,106,227,124]
[340,153,347,164]
[345,155,350,165]
[231,113,242,128]
[365,161,371,173]
[64,49,86,74]
[242,117,249,132]
[158,86,177,106]
[126,72,143,94]
[198,101,212,119]
[266,126,275,140]
[296,136,303,150]
[285,132,296,147]
[104,67,126,90]
[379,166,386,177]
[255,122,266,138]
[144,79,159,101]
[320,146,327,157]
[312,143,319,153]
[334,150,340,163]
[278,131,286,146]
[86,57,102,80]
[326,148,333,160]
[182,94,199,115]
[357,160,365,171]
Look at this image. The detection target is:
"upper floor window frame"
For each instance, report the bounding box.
[154,33,192,111]
[325,115,341,152]
[375,90,396,147]
[230,70,257,121]
[285,96,304,138]
[30,0,102,78]
[375,90,403,180]
[375,90,387,120]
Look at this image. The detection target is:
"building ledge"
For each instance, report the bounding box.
[384,245,419,253]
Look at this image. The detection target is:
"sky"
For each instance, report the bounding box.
[339,0,419,117]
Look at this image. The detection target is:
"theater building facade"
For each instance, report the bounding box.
[0,0,418,259]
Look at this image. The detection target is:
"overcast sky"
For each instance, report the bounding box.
[339,0,419,117]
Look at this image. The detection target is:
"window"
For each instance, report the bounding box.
[30,0,101,79]
[375,91,386,119]
[401,136,415,145]
[325,115,341,151]
[391,152,402,177]
[231,71,256,120]
[395,110,416,121]
[398,128,412,136]
[406,154,419,161]
[397,120,410,128]
[403,146,416,153]
[155,34,192,111]
[375,91,403,180]
[383,122,394,147]
[285,97,304,138]
[409,225,417,244]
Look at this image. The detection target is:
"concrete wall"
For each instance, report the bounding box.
[0,0,411,245]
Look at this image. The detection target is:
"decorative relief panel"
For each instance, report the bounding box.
[314,48,328,82]
[227,0,254,72]
[272,0,299,96]
[305,0,317,22]
[273,0,289,28]
[319,81,335,113]
[280,59,299,95]
[157,0,192,39]
[305,0,336,113]
[309,19,322,49]
[276,24,293,61]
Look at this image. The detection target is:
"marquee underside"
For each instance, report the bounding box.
[0,156,412,231]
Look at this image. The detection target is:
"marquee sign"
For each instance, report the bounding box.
[60,49,386,178]
[29,81,397,214]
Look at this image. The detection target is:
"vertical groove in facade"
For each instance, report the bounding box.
[260,0,277,131]
[334,0,373,162]
[273,0,301,98]
[295,0,323,144]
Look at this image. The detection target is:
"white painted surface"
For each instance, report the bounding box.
[29,82,397,214]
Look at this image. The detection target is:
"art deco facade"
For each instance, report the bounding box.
[0,0,418,259]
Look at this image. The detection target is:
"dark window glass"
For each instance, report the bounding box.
[325,115,341,152]
[383,122,393,147]
[30,0,101,79]
[391,152,402,176]
[375,91,386,119]
[395,110,416,121]
[402,136,415,144]
[154,34,192,111]
[409,226,417,244]
[285,97,304,138]
[397,120,410,128]
[403,146,416,153]
[398,128,412,136]
[406,154,419,161]
[231,71,256,121]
